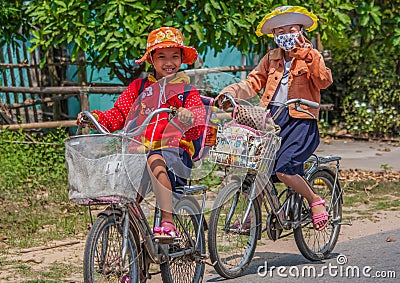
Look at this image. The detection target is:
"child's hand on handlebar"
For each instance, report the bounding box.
[177,107,194,126]
[76,112,89,128]
[215,92,233,111]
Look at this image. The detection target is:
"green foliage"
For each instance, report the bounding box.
[0,0,28,45]
[5,0,400,137]
[323,0,400,138]
[340,52,400,137]
[0,128,67,197]
[24,0,355,81]
[0,128,88,248]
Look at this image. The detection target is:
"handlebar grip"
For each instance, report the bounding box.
[299,99,319,109]
[81,111,109,134]
[221,93,237,107]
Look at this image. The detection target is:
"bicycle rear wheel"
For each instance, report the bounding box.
[83,212,140,282]
[160,196,206,283]
[294,169,342,261]
[208,182,260,279]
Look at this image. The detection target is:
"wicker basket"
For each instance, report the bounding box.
[65,134,147,205]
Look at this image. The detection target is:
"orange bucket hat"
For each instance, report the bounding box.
[135,27,198,65]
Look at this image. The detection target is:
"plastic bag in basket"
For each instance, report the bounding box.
[233,104,281,134]
[65,135,147,205]
[212,124,268,170]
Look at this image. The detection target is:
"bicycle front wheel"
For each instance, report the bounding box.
[83,212,140,283]
[208,182,260,279]
[294,169,342,261]
[160,195,206,283]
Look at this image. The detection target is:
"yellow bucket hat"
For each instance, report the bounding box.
[256,6,318,37]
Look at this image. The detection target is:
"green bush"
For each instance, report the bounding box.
[341,52,400,137]
[0,128,88,248]
[325,47,400,138]
[0,128,68,198]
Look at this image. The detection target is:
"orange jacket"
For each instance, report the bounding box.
[223,47,333,119]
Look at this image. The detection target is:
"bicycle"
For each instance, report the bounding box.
[207,94,349,279]
[65,105,209,282]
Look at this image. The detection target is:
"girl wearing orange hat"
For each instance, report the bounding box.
[77,27,205,240]
[218,6,333,231]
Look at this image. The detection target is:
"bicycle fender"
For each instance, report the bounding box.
[97,207,123,218]
[306,167,342,201]
[305,165,333,181]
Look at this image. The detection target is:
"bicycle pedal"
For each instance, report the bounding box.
[169,239,181,246]
[338,220,352,226]
[206,260,217,267]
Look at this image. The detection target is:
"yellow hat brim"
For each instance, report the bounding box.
[256,6,318,37]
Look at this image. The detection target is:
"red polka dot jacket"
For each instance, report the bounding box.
[92,74,206,157]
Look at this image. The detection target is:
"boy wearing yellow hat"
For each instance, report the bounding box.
[77,27,205,240]
[219,6,333,231]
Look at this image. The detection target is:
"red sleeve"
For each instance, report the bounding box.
[92,79,144,132]
[182,88,206,141]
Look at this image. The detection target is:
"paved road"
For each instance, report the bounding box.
[204,229,400,283]
[315,139,400,171]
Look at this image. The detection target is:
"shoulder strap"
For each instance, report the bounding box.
[138,77,148,95]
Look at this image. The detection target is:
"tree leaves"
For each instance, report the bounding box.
[6,0,400,100]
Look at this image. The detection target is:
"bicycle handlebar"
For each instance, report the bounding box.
[124,108,186,137]
[78,108,186,137]
[220,93,319,120]
[294,98,319,109]
[78,111,109,135]
[273,98,319,119]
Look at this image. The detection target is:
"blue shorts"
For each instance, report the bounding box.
[139,148,192,195]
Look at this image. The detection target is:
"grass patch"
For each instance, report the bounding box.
[342,180,400,218]
[373,199,400,211]
[0,129,89,250]
[10,262,82,283]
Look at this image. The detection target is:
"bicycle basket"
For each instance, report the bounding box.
[65,134,147,205]
[209,124,281,176]
[233,104,281,135]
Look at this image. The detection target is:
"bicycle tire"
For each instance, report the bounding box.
[294,169,342,261]
[160,196,206,283]
[83,213,140,283]
[208,182,261,279]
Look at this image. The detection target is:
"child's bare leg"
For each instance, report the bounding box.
[276,172,327,229]
[147,154,173,224]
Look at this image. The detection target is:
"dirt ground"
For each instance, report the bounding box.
[1,208,399,283]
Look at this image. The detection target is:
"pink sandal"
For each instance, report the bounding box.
[310,195,329,231]
[230,216,252,231]
[153,221,180,242]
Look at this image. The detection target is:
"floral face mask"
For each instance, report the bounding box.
[274,33,300,52]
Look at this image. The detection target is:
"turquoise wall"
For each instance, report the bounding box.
[67,64,121,119]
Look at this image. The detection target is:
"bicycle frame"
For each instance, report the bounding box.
[237,153,344,238]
